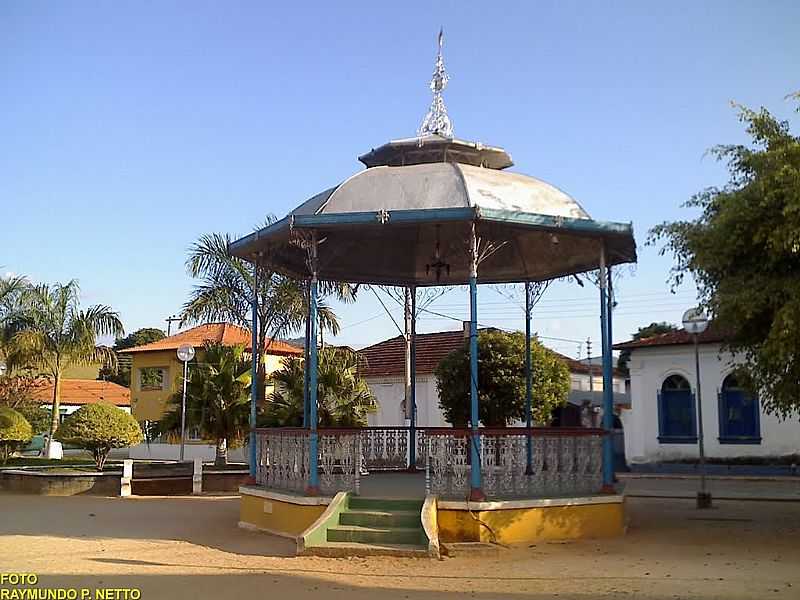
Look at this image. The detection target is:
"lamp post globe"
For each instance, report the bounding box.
[682,308,709,335]
[683,307,711,508]
[177,344,195,462]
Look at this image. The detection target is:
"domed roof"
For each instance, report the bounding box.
[291,162,591,222]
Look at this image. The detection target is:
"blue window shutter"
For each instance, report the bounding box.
[717,390,726,438]
[657,390,664,439]
[690,392,698,438]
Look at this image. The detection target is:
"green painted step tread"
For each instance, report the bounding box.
[328,525,422,534]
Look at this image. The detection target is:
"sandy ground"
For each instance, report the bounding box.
[1,493,799,600]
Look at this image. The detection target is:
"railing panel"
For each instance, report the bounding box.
[362,428,409,471]
[256,429,309,494]
[425,428,605,499]
[319,431,360,496]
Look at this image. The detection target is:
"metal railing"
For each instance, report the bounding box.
[255,426,605,499]
[424,427,604,499]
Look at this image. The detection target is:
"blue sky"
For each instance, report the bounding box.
[2,1,798,357]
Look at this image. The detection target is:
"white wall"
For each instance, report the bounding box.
[624,343,800,463]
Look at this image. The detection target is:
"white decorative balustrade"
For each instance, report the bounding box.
[361,427,410,471]
[257,426,605,500]
[425,428,604,499]
[255,428,310,493]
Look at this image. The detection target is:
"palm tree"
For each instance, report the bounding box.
[161,342,251,466]
[264,347,376,427]
[4,281,123,445]
[181,226,355,397]
[0,275,28,348]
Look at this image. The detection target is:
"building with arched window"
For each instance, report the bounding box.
[614,327,799,465]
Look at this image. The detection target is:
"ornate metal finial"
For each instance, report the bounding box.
[418,28,454,138]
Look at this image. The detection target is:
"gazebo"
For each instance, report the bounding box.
[233,32,636,551]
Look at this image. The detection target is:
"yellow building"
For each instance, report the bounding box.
[120,323,302,423]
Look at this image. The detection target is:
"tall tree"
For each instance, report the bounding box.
[4,281,123,443]
[650,100,800,416]
[181,226,352,397]
[0,275,28,349]
[617,322,678,373]
[436,330,570,427]
[264,347,376,427]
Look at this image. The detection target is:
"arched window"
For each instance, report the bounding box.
[718,374,761,444]
[657,374,697,443]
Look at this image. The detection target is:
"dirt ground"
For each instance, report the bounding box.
[0,493,798,600]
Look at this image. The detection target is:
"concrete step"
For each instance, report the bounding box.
[304,541,430,558]
[327,524,426,546]
[339,509,421,528]
[347,497,423,512]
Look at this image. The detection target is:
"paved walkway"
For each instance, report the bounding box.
[1,493,798,599]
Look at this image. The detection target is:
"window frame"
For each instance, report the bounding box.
[717,374,762,445]
[657,374,698,444]
[139,366,168,392]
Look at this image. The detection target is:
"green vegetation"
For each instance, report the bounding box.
[4,280,124,440]
[650,100,800,416]
[55,404,143,471]
[436,330,570,427]
[180,227,354,399]
[264,347,376,427]
[161,342,251,466]
[0,407,33,464]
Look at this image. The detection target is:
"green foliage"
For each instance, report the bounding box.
[16,404,50,434]
[0,373,51,434]
[649,101,800,416]
[436,330,570,427]
[55,404,143,471]
[160,342,251,466]
[98,328,167,387]
[617,322,678,372]
[0,407,33,464]
[263,347,376,427]
[4,280,124,438]
[180,228,354,399]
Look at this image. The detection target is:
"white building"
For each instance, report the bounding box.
[615,327,800,464]
[359,327,628,428]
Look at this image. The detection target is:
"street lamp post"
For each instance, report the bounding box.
[682,308,711,509]
[177,344,196,463]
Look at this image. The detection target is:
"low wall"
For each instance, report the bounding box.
[239,485,330,538]
[437,495,626,544]
[0,469,122,496]
[128,443,247,463]
[131,470,250,496]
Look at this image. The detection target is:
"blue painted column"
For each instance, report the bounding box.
[468,224,484,501]
[249,264,259,479]
[599,247,615,491]
[409,285,417,470]
[307,235,320,495]
[524,281,533,474]
[302,289,310,428]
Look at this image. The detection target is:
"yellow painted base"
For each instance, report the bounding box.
[239,490,328,538]
[438,500,625,544]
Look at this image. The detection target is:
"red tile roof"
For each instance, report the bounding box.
[359,328,624,378]
[30,379,130,407]
[119,323,302,356]
[613,323,727,351]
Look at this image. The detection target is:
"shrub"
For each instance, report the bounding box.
[436,329,570,427]
[55,404,143,470]
[0,407,33,464]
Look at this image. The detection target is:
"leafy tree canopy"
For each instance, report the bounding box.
[436,330,570,427]
[650,100,800,416]
[55,403,143,470]
[617,322,678,373]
